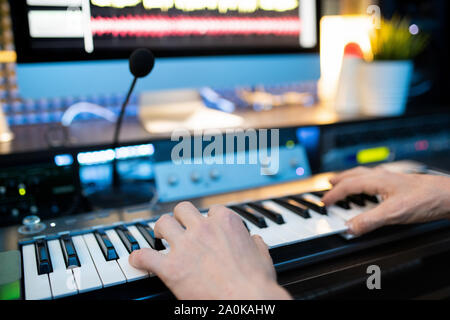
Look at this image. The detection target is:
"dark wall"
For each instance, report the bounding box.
[379,0,450,110]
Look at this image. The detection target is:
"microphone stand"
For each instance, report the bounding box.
[111,77,137,190]
[89,77,154,209]
[89,48,155,210]
[90,80,156,209]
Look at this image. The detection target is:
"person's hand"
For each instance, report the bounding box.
[322,167,450,236]
[128,202,291,300]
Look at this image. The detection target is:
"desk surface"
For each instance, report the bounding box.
[0,104,377,157]
[2,103,449,157]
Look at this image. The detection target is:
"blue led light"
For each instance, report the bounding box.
[77,144,155,166]
[54,154,74,167]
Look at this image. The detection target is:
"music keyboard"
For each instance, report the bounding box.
[21,190,383,300]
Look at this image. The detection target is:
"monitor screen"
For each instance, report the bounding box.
[10,0,318,62]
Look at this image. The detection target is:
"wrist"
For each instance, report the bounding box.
[434,176,450,217]
[228,277,292,300]
[262,281,292,300]
[249,278,292,300]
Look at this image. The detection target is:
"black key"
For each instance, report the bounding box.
[361,193,379,204]
[229,206,268,229]
[35,240,53,275]
[115,225,140,253]
[60,235,81,269]
[347,194,366,207]
[94,229,118,261]
[310,189,330,198]
[136,223,165,251]
[246,203,285,224]
[242,220,250,233]
[336,200,351,210]
[289,195,327,215]
[272,199,311,219]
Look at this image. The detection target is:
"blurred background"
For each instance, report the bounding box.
[1,0,450,302]
[0,0,449,224]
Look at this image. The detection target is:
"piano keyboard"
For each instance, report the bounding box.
[21,190,381,300]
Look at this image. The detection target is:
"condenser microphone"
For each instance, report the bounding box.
[92,48,155,209]
[129,48,155,78]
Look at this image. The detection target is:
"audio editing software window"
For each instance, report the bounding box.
[12,0,317,61]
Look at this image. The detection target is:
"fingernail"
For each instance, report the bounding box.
[345,221,355,235]
[129,249,138,260]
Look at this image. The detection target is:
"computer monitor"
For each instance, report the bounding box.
[9,0,319,62]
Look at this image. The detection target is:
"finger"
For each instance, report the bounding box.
[252,235,272,263]
[154,214,185,244]
[346,202,393,236]
[207,205,237,219]
[209,206,249,237]
[322,176,382,205]
[329,166,372,185]
[252,235,276,280]
[129,248,165,275]
[173,201,204,228]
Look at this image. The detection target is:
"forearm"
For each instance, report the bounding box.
[227,277,292,300]
[435,175,450,219]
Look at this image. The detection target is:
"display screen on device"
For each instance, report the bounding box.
[10,0,318,61]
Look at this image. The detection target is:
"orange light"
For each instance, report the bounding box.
[318,15,374,104]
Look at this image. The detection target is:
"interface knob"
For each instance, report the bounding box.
[209,169,221,181]
[18,215,46,235]
[190,172,202,183]
[167,174,179,186]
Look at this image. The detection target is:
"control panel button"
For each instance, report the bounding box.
[167,174,179,186]
[209,169,221,181]
[190,171,202,183]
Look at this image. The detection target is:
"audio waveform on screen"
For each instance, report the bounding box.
[90,15,302,37]
[91,0,299,13]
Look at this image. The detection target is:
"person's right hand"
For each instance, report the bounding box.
[128,202,291,300]
[322,167,450,236]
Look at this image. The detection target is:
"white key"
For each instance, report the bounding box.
[245,204,312,243]
[327,205,356,222]
[82,233,126,287]
[262,201,317,241]
[263,216,310,244]
[328,202,377,221]
[296,194,349,234]
[127,225,151,249]
[105,229,149,282]
[47,240,78,298]
[230,211,285,247]
[263,201,344,239]
[71,235,103,293]
[306,210,348,236]
[330,202,379,240]
[22,244,52,300]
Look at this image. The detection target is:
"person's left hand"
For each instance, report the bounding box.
[129,202,291,300]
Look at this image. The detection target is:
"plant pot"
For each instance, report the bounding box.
[359,60,413,116]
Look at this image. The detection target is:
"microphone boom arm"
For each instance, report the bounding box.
[112,76,138,189]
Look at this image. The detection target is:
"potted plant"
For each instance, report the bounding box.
[359,17,429,116]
